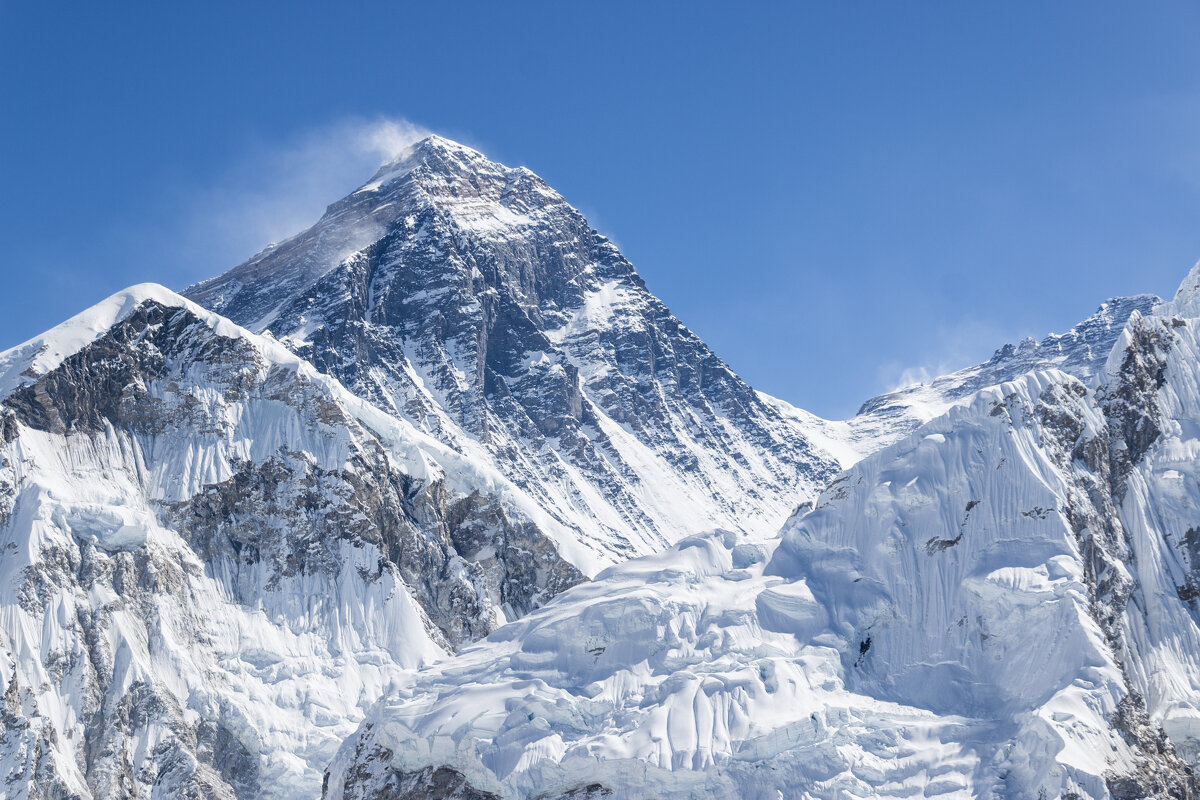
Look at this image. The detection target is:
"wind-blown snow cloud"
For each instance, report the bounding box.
[877,316,1017,392]
[169,117,430,288]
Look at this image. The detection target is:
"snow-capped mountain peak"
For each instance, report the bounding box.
[840,292,1161,454]
[184,135,846,569]
[358,134,524,195]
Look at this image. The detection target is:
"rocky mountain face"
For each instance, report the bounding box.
[185,136,844,567]
[325,270,1200,800]
[0,137,855,799]
[1,132,1198,800]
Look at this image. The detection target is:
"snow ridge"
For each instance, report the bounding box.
[0,286,590,798]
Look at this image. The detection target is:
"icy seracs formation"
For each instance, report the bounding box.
[0,286,584,799]
[186,135,844,566]
[326,268,1200,799]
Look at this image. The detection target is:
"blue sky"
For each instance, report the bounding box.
[3,3,1200,418]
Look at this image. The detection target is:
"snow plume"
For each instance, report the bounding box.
[877,315,1018,392]
[356,118,431,163]
[169,117,431,286]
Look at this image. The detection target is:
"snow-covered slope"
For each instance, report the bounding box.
[0,285,589,798]
[325,268,1200,800]
[185,136,844,564]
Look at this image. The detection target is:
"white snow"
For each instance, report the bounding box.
[0,284,622,797]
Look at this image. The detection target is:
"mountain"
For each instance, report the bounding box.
[0,131,1193,800]
[325,270,1200,800]
[0,137,858,799]
[185,136,847,566]
[0,286,586,798]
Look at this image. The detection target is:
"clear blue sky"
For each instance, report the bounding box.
[3,3,1200,418]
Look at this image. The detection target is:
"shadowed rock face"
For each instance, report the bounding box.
[186,136,842,561]
[323,732,613,800]
[327,736,501,800]
[1028,325,1196,799]
[4,300,582,648]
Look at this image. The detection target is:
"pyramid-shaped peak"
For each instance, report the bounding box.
[187,131,576,327]
[396,133,488,163]
[364,134,502,188]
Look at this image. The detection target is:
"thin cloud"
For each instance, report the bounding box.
[168,117,430,288]
[876,316,1019,393]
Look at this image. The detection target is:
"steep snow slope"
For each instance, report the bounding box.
[325,268,1200,800]
[1111,266,1200,767]
[0,285,588,799]
[185,136,844,562]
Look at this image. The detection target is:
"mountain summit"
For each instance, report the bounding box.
[187,135,844,567]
